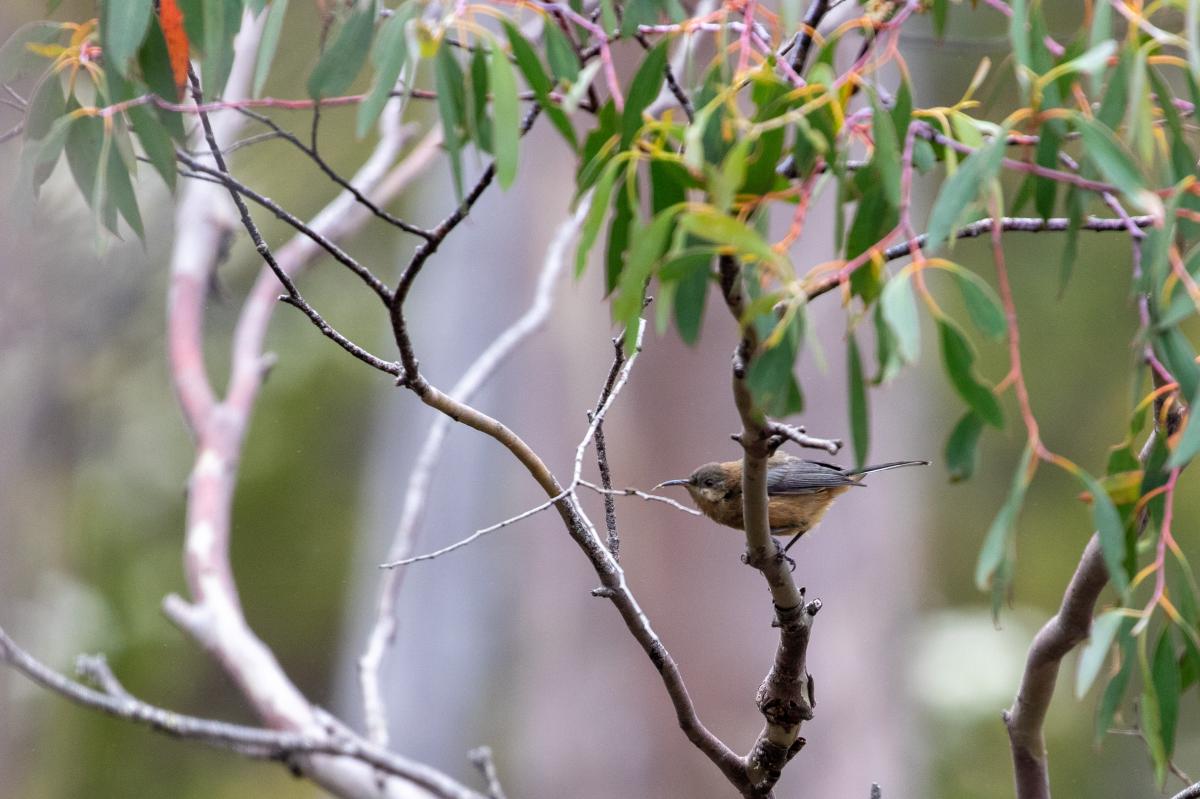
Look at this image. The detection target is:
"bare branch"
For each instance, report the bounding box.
[391,310,749,791]
[763,421,843,456]
[1172,781,1200,799]
[174,151,394,302]
[156,23,475,798]
[467,747,507,799]
[231,106,431,240]
[0,627,484,798]
[390,104,542,382]
[359,198,585,745]
[805,214,1158,302]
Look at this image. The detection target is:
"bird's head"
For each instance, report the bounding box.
[655,462,732,503]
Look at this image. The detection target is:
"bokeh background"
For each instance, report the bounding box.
[2,2,1197,797]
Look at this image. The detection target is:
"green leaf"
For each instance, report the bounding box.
[668,251,711,345]
[23,112,76,196]
[873,302,902,384]
[621,40,668,148]
[1168,397,1200,469]
[650,159,689,214]
[1075,116,1147,205]
[1041,41,1115,85]
[938,318,1004,428]
[620,0,665,36]
[543,21,581,82]
[975,442,1034,616]
[924,135,1007,254]
[1058,184,1084,293]
[102,0,153,77]
[356,3,413,136]
[24,71,65,143]
[1009,0,1031,87]
[880,273,921,363]
[606,181,634,294]
[1077,470,1130,594]
[847,332,869,469]
[1097,49,1131,131]
[746,313,805,417]
[307,0,377,99]
[105,126,144,238]
[178,0,206,45]
[576,161,621,275]
[710,137,750,213]
[945,265,1006,340]
[1154,327,1200,401]
[1095,627,1135,745]
[202,0,244,99]
[890,77,913,145]
[614,209,677,348]
[137,20,186,140]
[1152,629,1181,763]
[0,21,65,84]
[433,43,467,198]
[845,185,897,264]
[1034,124,1059,219]
[1076,610,1126,699]
[490,41,520,189]
[254,0,290,98]
[678,210,784,270]
[467,48,492,153]
[503,21,576,148]
[945,411,984,482]
[65,112,105,208]
[128,104,176,190]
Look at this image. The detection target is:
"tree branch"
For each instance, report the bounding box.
[359,197,586,746]
[0,627,484,799]
[156,22,473,798]
[1005,397,1184,799]
[717,255,816,794]
[804,214,1158,302]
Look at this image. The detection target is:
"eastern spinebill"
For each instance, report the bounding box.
[656,454,928,554]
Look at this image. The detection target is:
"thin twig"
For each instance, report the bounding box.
[390,104,543,383]
[764,421,842,455]
[467,747,507,799]
[381,492,569,567]
[358,198,587,745]
[805,214,1158,301]
[174,151,394,301]
[234,106,431,240]
[576,480,703,515]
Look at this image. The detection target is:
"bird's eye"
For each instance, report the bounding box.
[704,478,716,488]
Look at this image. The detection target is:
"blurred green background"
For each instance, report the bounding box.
[1,2,1198,797]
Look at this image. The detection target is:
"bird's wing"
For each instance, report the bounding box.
[766,458,856,494]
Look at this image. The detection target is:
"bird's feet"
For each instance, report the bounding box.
[774,541,796,572]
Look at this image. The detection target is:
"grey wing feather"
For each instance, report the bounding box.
[766,458,856,494]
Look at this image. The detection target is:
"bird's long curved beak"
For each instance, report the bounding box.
[654,479,689,489]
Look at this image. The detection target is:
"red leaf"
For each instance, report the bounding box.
[158,0,189,96]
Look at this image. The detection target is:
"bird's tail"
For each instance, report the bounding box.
[846,460,929,479]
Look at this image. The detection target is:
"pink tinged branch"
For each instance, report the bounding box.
[536,1,624,109]
[161,9,466,799]
[736,0,758,76]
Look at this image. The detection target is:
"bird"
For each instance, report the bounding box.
[656,454,928,556]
